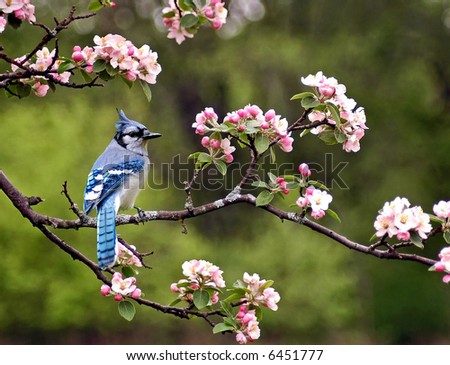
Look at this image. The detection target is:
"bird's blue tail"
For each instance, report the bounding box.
[97,197,117,269]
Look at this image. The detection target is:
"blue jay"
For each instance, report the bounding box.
[83,110,161,269]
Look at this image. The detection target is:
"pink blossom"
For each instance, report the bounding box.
[374,213,398,238]
[235,332,247,344]
[296,196,309,208]
[262,287,281,311]
[131,288,142,299]
[0,0,23,14]
[100,284,111,296]
[167,20,195,45]
[32,82,49,97]
[311,209,326,219]
[220,138,236,156]
[113,294,123,301]
[246,318,261,341]
[437,247,450,272]
[298,163,311,177]
[278,135,294,152]
[210,138,221,149]
[201,136,210,148]
[309,189,333,212]
[117,242,143,268]
[443,275,450,284]
[31,47,55,71]
[111,272,137,296]
[0,15,7,33]
[433,200,450,219]
[374,197,431,240]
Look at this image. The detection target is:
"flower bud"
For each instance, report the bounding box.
[318,85,335,97]
[209,138,221,149]
[201,136,210,148]
[298,163,311,177]
[131,288,142,299]
[113,294,123,301]
[100,285,111,296]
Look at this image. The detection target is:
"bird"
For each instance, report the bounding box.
[83,109,161,269]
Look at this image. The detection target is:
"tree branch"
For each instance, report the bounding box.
[0,170,438,268]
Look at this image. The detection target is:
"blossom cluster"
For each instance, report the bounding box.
[296,186,333,219]
[8,34,161,98]
[373,197,432,241]
[12,47,71,97]
[294,163,333,220]
[224,105,294,152]
[72,33,162,85]
[0,0,35,33]
[234,273,280,344]
[193,105,294,157]
[301,71,368,153]
[116,242,143,269]
[100,272,142,301]
[171,259,226,304]
[162,0,228,45]
[432,247,450,284]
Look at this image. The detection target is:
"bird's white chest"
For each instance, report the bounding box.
[117,165,148,211]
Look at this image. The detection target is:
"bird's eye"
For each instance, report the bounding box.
[126,130,141,138]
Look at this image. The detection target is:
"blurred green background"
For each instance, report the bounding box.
[1,0,450,344]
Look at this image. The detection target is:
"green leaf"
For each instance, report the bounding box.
[188,152,201,160]
[301,95,321,109]
[106,62,119,76]
[270,146,276,163]
[88,0,104,11]
[326,208,341,223]
[223,292,244,303]
[98,69,114,81]
[120,75,134,89]
[180,14,199,28]
[118,301,136,321]
[57,60,74,73]
[80,69,93,82]
[163,10,176,18]
[254,134,270,155]
[300,128,311,138]
[7,13,22,29]
[213,322,235,334]
[178,0,195,11]
[139,79,152,102]
[121,265,136,278]
[409,231,424,249]
[444,231,450,244]
[429,214,444,224]
[334,129,347,144]
[16,83,31,98]
[267,172,277,184]
[369,233,378,242]
[308,180,329,190]
[251,180,270,189]
[197,152,213,164]
[318,128,338,145]
[233,279,247,289]
[219,301,234,317]
[254,306,263,321]
[193,290,210,310]
[168,298,182,306]
[255,190,274,207]
[290,91,316,100]
[259,279,274,290]
[93,59,107,73]
[214,159,227,175]
[326,102,342,128]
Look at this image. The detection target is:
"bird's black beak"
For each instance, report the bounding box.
[143,131,162,140]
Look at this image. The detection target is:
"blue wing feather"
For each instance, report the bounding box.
[83,159,145,214]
